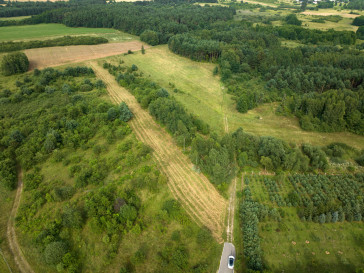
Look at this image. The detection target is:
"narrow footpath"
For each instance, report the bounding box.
[7,169,35,273]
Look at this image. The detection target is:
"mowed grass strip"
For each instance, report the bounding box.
[90,61,227,240]
[0,23,119,42]
[114,46,364,150]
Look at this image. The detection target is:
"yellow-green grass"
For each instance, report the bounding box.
[298,14,359,32]
[0,186,17,273]
[105,45,364,150]
[0,23,131,42]
[261,211,364,272]
[248,176,364,272]
[0,16,31,21]
[0,254,11,273]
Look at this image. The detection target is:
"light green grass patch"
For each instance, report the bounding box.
[0,24,122,42]
[104,46,364,150]
[0,16,31,21]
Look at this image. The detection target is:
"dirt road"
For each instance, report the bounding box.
[91,62,227,241]
[226,177,236,243]
[7,169,35,273]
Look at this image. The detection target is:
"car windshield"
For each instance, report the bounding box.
[229,258,234,266]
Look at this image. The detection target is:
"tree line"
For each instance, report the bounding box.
[104,62,210,147]
[0,36,108,53]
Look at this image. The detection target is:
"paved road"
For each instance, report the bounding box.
[218,242,236,273]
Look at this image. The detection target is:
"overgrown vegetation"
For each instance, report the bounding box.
[0,66,220,272]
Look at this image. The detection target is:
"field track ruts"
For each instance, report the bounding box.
[90,62,227,240]
[7,169,35,273]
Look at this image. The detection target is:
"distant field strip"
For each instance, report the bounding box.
[25,41,147,70]
[91,62,227,240]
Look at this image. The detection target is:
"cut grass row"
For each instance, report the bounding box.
[90,61,227,240]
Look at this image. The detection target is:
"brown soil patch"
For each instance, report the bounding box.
[90,62,227,241]
[25,41,148,70]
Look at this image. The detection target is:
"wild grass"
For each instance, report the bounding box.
[106,46,364,150]
[248,175,364,273]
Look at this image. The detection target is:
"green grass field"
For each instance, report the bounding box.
[0,24,137,42]
[246,175,364,272]
[105,46,364,150]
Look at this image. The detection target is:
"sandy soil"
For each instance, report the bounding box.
[25,41,148,70]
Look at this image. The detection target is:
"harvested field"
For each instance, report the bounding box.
[90,61,227,241]
[25,41,148,70]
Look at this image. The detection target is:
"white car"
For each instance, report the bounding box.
[228,255,235,269]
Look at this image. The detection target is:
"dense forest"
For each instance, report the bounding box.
[0,0,106,18]
[26,3,235,44]
[18,1,362,135]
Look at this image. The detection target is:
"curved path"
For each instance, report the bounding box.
[91,62,227,240]
[7,169,35,273]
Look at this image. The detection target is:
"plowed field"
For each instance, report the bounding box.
[25,41,147,70]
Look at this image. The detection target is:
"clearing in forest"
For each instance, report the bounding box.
[90,61,227,241]
[114,46,364,150]
[25,41,148,70]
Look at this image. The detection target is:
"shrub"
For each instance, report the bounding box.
[357,26,364,39]
[44,241,68,265]
[285,14,302,26]
[1,52,29,76]
[140,30,159,46]
[353,15,364,26]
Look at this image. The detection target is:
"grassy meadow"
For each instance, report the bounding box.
[0,24,137,42]
[246,175,364,272]
[105,46,364,150]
